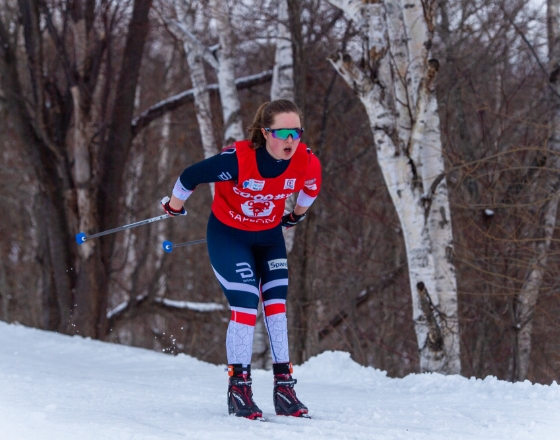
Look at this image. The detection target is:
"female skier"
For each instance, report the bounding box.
[161,99,321,420]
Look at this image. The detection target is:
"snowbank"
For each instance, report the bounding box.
[0,322,558,439]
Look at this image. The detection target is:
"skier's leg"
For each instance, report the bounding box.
[255,226,308,417]
[254,224,290,363]
[206,214,262,419]
[207,214,260,366]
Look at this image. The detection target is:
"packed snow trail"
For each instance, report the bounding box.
[0,321,558,439]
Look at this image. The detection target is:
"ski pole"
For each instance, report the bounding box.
[162,238,207,253]
[76,213,173,245]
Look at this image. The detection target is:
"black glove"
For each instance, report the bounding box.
[161,196,186,216]
[281,210,306,228]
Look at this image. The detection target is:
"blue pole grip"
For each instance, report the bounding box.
[75,232,87,245]
[162,240,174,253]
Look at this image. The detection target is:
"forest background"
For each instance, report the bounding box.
[1,0,559,385]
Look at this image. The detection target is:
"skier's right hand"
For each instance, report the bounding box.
[161,196,186,216]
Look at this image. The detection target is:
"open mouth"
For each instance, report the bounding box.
[284,147,292,154]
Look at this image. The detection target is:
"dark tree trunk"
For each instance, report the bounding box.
[0,15,75,332]
[1,0,154,339]
[438,0,478,200]
[99,0,153,253]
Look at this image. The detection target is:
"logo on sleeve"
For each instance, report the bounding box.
[284,178,296,190]
[218,172,232,181]
[268,259,288,271]
[242,179,265,191]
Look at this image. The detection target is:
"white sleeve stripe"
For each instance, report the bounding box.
[261,278,288,292]
[297,191,316,207]
[212,266,260,296]
[172,177,194,201]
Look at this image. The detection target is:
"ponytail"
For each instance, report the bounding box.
[247,102,269,148]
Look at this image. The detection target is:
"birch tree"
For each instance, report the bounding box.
[208,0,244,145]
[326,0,460,374]
[271,0,295,102]
[161,0,244,149]
[168,1,219,160]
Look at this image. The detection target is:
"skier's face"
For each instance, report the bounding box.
[262,112,302,160]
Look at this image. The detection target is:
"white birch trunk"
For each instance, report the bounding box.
[416,67,460,374]
[209,0,244,145]
[514,0,560,381]
[271,0,295,102]
[173,12,219,160]
[384,0,412,147]
[327,0,460,373]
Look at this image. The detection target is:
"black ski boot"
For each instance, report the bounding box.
[227,364,263,420]
[273,363,309,418]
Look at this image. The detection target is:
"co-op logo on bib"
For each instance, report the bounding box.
[241,199,275,217]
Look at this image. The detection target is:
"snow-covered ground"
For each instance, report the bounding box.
[0,322,558,439]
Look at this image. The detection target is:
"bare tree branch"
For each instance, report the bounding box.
[131,70,273,138]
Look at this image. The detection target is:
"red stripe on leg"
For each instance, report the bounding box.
[264,303,286,316]
[231,310,257,326]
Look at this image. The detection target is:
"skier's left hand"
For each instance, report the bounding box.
[281,210,306,228]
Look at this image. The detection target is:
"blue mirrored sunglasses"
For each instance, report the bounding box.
[264,127,304,140]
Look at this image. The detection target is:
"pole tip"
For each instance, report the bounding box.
[162,240,173,253]
[75,232,86,245]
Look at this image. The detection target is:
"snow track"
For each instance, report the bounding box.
[0,322,558,439]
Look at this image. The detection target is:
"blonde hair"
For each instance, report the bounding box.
[247,100,303,149]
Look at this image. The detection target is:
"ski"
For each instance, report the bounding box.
[227,413,311,422]
[253,415,312,422]
[276,413,312,419]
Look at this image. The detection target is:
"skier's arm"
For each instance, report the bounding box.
[295,150,322,214]
[282,151,322,227]
[168,149,239,211]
